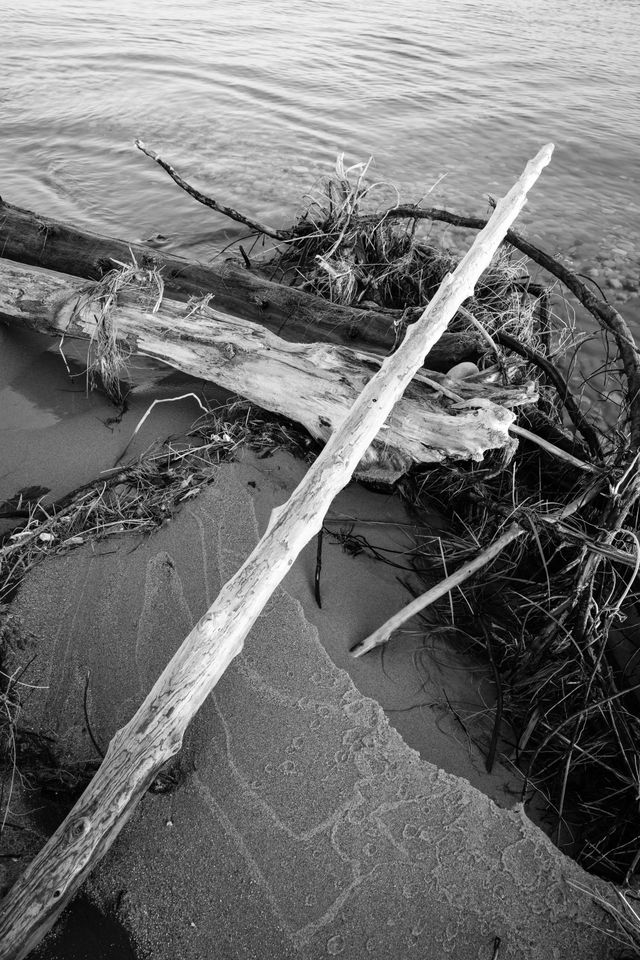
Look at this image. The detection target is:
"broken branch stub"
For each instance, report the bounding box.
[0,143,553,960]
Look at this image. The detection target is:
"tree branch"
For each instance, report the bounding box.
[360,205,640,450]
[351,523,526,658]
[135,140,291,242]
[0,143,554,960]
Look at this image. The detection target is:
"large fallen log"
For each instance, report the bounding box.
[0,257,534,482]
[0,143,553,960]
[0,197,482,368]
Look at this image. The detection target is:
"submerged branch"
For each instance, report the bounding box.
[135,139,290,242]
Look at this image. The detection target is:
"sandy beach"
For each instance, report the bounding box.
[1,423,620,957]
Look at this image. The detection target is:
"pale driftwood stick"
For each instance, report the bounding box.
[508,424,601,474]
[352,480,628,660]
[0,144,552,960]
[135,139,289,242]
[0,258,526,482]
[350,523,526,658]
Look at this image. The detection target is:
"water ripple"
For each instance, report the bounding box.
[1,0,639,262]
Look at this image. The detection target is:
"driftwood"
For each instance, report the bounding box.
[0,197,482,369]
[0,145,553,960]
[351,523,527,658]
[128,140,640,877]
[0,257,533,482]
[355,205,640,448]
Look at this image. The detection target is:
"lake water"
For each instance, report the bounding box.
[2,0,640,276]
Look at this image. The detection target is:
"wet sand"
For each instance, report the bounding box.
[0,314,623,958]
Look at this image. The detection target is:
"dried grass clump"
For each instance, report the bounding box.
[401,449,640,881]
[0,406,241,822]
[570,880,640,959]
[272,156,539,353]
[0,405,247,607]
[71,253,165,402]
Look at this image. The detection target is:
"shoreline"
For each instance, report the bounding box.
[2,446,616,960]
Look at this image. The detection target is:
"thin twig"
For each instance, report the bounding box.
[351,523,526,657]
[314,526,323,609]
[114,393,210,466]
[135,140,290,242]
[483,622,503,774]
[508,423,601,474]
[83,673,105,760]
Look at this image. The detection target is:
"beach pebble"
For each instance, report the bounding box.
[446,361,480,380]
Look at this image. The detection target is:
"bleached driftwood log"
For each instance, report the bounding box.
[0,143,553,960]
[0,258,534,481]
[0,197,483,368]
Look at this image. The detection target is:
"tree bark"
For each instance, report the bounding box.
[0,197,482,369]
[0,257,531,482]
[0,143,553,960]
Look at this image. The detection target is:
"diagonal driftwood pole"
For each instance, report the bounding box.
[0,144,553,960]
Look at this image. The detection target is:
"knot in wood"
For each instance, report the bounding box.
[221,342,237,361]
[68,816,91,841]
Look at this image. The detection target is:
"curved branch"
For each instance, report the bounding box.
[361,205,640,449]
[135,140,291,242]
[494,330,604,461]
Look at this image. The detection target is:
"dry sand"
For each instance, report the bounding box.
[2,446,619,959]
